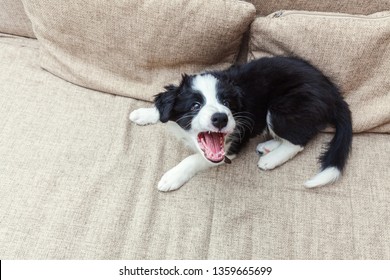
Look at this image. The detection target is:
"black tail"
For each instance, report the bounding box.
[319,99,352,172]
[305,98,352,188]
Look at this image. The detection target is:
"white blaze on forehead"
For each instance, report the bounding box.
[191,74,219,104]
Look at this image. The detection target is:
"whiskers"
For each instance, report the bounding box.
[231,112,255,143]
[175,113,197,130]
[174,111,255,139]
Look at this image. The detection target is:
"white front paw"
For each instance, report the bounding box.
[129,107,159,126]
[157,167,190,192]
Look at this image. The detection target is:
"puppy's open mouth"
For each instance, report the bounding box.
[197,131,226,163]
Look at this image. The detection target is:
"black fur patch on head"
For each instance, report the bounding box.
[154,74,205,130]
[216,79,243,113]
[154,84,178,123]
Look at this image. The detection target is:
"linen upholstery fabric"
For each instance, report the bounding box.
[0,0,35,37]
[249,11,390,133]
[246,0,390,15]
[21,0,256,102]
[1,35,390,259]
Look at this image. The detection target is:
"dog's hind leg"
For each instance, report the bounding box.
[257,139,303,170]
[129,107,160,126]
[256,139,281,155]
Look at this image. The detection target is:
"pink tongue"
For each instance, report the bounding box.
[203,133,224,162]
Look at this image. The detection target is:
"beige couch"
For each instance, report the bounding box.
[0,0,389,259]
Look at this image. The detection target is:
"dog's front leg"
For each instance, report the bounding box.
[158,153,222,192]
[129,107,160,126]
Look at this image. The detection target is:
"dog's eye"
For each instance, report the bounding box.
[222,99,230,107]
[191,102,201,111]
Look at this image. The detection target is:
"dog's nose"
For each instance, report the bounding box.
[211,113,228,130]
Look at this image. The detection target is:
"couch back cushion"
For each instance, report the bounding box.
[246,0,390,15]
[249,11,390,133]
[21,0,256,101]
[0,0,35,37]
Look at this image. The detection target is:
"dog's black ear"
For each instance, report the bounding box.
[154,84,178,123]
[181,73,189,82]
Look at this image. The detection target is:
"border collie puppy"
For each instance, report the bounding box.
[130,56,352,192]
